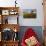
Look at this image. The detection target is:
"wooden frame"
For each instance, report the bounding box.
[0,7,19,16]
[0,7,19,46]
[0,7,19,24]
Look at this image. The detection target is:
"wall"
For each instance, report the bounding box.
[0,0,15,7]
[0,0,44,26]
[18,0,44,26]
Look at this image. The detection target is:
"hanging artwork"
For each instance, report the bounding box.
[23,9,37,18]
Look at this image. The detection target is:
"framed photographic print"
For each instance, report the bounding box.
[23,9,37,18]
[2,10,9,15]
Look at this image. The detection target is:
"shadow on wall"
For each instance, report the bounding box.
[18,26,44,45]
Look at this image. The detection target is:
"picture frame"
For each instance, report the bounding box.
[23,9,37,18]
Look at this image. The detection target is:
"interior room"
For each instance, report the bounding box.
[0,0,45,46]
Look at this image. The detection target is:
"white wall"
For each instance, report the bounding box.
[0,0,44,26]
[18,0,44,26]
[0,0,15,7]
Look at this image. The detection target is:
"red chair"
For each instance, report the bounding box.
[21,28,41,46]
